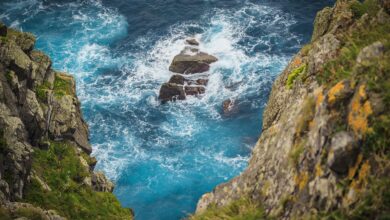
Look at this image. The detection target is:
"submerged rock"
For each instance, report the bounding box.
[222,98,239,116]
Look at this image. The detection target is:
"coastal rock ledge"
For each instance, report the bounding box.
[0,22,133,219]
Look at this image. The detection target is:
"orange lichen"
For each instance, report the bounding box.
[294,171,309,191]
[348,85,373,135]
[350,160,371,192]
[328,81,345,104]
[292,57,302,67]
[316,91,324,108]
[348,153,363,180]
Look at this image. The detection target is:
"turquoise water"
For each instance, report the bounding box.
[0,0,333,219]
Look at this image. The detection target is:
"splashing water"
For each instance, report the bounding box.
[0,0,334,219]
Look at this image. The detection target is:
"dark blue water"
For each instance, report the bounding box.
[0,1,333,219]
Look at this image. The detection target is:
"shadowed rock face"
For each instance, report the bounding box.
[159,39,217,103]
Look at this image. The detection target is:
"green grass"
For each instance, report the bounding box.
[190,198,266,220]
[53,75,73,97]
[35,81,51,103]
[350,0,381,19]
[286,64,307,89]
[23,141,132,220]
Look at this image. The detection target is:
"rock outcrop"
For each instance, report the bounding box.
[194,1,390,219]
[159,39,217,103]
[0,23,132,219]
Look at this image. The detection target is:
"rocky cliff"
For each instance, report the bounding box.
[193,0,390,219]
[0,23,132,219]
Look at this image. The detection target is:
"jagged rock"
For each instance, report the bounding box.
[0,42,32,79]
[9,31,36,53]
[159,83,185,103]
[92,171,114,193]
[30,50,52,87]
[312,7,333,42]
[184,86,205,96]
[327,131,358,174]
[186,38,199,46]
[20,89,46,144]
[168,74,185,84]
[169,52,217,74]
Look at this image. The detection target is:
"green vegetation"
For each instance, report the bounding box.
[286,64,307,89]
[350,0,381,19]
[23,141,132,220]
[53,74,73,97]
[190,198,266,220]
[35,81,51,102]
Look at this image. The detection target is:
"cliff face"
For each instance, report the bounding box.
[0,23,132,219]
[195,0,390,219]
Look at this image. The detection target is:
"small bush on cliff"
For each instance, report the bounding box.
[286,64,307,89]
[190,198,266,220]
[23,141,132,220]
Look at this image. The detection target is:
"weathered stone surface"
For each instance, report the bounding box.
[158,83,185,103]
[169,52,217,74]
[30,50,52,87]
[92,171,114,193]
[327,131,358,174]
[184,86,205,96]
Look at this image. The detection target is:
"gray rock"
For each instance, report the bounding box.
[327,131,358,174]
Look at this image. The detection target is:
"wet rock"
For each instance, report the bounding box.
[169,52,217,74]
[186,38,199,46]
[222,98,239,116]
[196,78,209,86]
[327,131,358,174]
[184,86,205,96]
[158,83,185,103]
[168,74,185,85]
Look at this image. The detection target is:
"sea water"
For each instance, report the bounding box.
[0,0,333,219]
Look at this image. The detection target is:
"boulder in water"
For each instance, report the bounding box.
[223,98,239,116]
[185,86,205,96]
[169,52,218,74]
[186,38,199,46]
[159,83,186,103]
